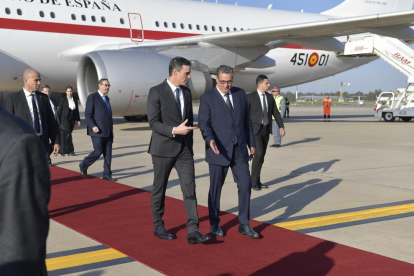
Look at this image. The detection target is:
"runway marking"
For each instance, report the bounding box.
[46,248,127,271]
[274,202,414,231]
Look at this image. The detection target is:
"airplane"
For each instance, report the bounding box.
[1,0,414,121]
[352,95,367,105]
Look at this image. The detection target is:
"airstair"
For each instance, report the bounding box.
[344,34,414,121]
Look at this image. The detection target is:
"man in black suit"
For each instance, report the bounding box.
[41,85,59,166]
[247,75,285,191]
[147,57,210,244]
[80,79,114,181]
[0,105,50,276]
[5,69,60,159]
[199,65,258,239]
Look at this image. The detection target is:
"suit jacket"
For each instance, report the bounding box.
[57,96,81,122]
[85,91,113,138]
[49,97,58,121]
[247,91,284,135]
[0,106,50,276]
[147,80,194,157]
[5,90,59,151]
[199,86,256,166]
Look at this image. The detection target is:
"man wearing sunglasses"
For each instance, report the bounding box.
[199,65,258,239]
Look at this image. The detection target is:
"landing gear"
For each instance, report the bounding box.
[124,115,148,122]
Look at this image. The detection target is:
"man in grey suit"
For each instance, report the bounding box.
[147,57,210,244]
[0,105,50,276]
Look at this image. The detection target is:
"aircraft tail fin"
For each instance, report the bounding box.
[321,0,413,17]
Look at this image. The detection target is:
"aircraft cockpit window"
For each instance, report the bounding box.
[164,22,168,28]
[71,14,76,20]
[155,21,159,27]
[91,16,96,22]
[39,11,44,18]
[120,18,125,24]
[81,15,86,21]
[101,16,106,23]
[180,23,184,29]
[17,9,22,16]
[188,24,192,30]
[172,23,176,28]
[226,27,230,32]
[5,8,11,15]
[196,25,200,30]
[212,26,216,32]
[50,12,55,19]
[204,25,208,31]
[219,27,223,32]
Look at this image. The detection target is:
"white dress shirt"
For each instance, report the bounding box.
[23,88,42,135]
[216,85,233,106]
[68,97,76,110]
[257,89,268,124]
[167,79,184,118]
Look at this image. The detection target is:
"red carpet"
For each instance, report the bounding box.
[49,166,414,275]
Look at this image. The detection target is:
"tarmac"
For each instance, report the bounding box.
[47,104,414,275]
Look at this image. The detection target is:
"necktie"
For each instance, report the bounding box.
[262,94,269,125]
[175,88,182,121]
[30,94,41,134]
[224,94,237,144]
[102,95,111,114]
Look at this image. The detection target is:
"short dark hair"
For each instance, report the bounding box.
[98,78,109,85]
[169,57,191,76]
[41,85,51,90]
[216,65,234,78]
[66,85,73,91]
[256,75,268,86]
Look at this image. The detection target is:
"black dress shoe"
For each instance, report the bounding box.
[251,182,261,191]
[269,144,277,147]
[238,224,259,239]
[211,225,224,237]
[275,144,281,147]
[103,177,116,181]
[154,226,175,240]
[70,152,76,156]
[188,231,211,244]
[258,182,269,189]
[79,164,87,179]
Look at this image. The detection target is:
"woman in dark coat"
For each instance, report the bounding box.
[57,86,81,156]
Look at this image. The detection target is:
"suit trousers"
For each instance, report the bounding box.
[272,120,282,145]
[208,145,251,226]
[151,144,199,233]
[251,124,270,183]
[81,135,113,178]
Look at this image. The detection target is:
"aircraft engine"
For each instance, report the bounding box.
[77,50,212,119]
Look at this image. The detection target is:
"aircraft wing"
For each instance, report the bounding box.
[119,10,414,49]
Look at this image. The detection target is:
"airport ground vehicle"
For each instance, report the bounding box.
[374,87,414,122]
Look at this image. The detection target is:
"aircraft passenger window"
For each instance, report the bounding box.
[39,11,44,17]
[82,15,86,21]
[164,22,168,28]
[219,27,223,32]
[204,25,208,31]
[226,27,230,32]
[5,8,11,15]
[172,23,176,28]
[17,9,22,16]
[120,18,125,24]
[188,24,192,30]
[234,28,237,31]
[196,25,200,30]
[50,12,55,19]
[155,21,159,27]
[71,14,76,20]
[241,28,244,30]
[101,16,106,23]
[212,26,216,32]
[180,23,184,29]
[91,15,96,22]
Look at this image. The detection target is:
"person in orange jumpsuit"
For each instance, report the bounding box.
[322,95,332,122]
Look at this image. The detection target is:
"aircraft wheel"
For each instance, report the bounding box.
[383,112,395,122]
[401,117,412,122]
[124,116,132,121]
[129,115,148,122]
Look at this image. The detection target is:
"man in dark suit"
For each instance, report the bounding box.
[41,85,59,166]
[247,75,285,191]
[0,105,50,276]
[5,69,60,159]
[147,57,210,244]
[80,79,114,181]
[198,65,258,239]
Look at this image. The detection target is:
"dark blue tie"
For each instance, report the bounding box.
[175,88,182,121]
[102,95,111,114]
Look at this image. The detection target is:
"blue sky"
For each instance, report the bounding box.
[203,0,413,94]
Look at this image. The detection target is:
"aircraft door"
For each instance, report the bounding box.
[128,13,144,42]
